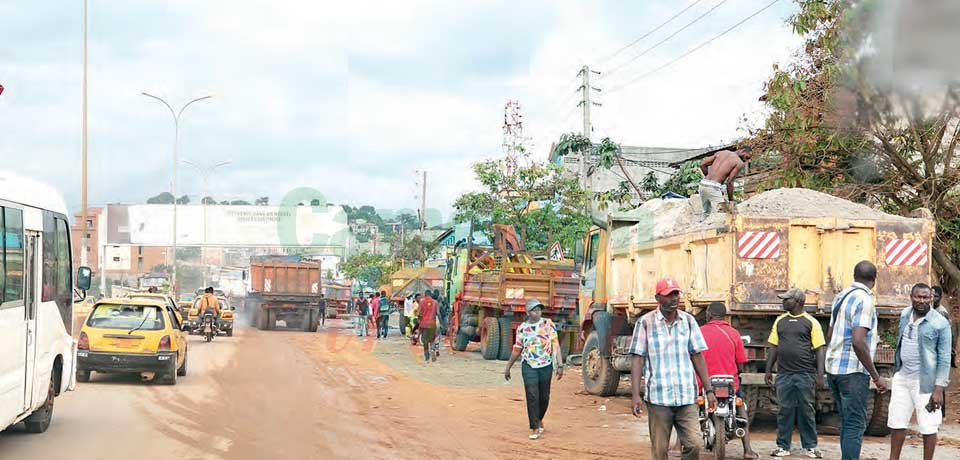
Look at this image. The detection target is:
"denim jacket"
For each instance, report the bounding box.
[894,307,952,393]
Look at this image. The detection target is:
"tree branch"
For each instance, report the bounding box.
[933,246,960,287]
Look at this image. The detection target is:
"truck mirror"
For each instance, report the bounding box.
[77,266,93,291]
[574,240,585,265]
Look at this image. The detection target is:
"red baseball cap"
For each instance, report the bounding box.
[655,277,681,296]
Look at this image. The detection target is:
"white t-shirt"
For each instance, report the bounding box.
[404,298,414,317]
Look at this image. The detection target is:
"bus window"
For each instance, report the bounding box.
[55,217,72,332]
[42,211,56,302]
[3,207,24,304]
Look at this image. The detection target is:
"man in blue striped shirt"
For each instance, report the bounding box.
[825,261,889,460]
[630,277,716,460]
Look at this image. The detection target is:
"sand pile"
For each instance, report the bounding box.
[622,187,916,240]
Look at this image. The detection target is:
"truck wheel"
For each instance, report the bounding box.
[865,390,891,436]
[303,311,314,332]
[582,331,619,396]
[480,317,501,360]
[265,309,274,331]
[452,332,470,351]
[24,376,55,433]
[742,386,759,425]
[497,316,513,361]
[226,327,234,337]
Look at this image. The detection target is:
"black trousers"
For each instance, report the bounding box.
[378,315,389,337]
[521,363,553,430]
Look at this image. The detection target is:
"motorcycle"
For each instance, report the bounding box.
[698,374,748,460]
[201,313,218,342]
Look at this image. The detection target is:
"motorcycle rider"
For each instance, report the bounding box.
[198,286,221,330]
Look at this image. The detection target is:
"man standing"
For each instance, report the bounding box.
[378,291,391,338]
[699,302,757,459]
[825,261,888,460]
[630,277,717,460]
[888,283,951,460]
[403,295,414,337]
[318,294,327,329]
[371,292,381,338]
[418,291,438,362]
[697,146,751,217]
[765,288,825,458]
[356,295,370,337]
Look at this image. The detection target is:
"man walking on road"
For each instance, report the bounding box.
[403,294,414,336]
[378,291,391,338]
[825,261,888,460]
[698,146,751,217]
[371,292,381,338]
[699,302,758,459]
[417,291,438,362]
[318,294,327,328]
[630,277,716,460]
[356,295,370,337]
[888,283,952,460]
[765,288,825,458]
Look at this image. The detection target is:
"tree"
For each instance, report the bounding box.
[754,0,960,287]
[255,196,269,206]
[147,192,175,204]
[176,195,190,205]
[397,212,419,231]
[340,252,396,292]
[230,200,251,206]
[398,237,440,267]
[201,196,217,205]
[452,159,591,252]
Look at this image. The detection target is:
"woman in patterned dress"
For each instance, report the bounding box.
[504,298,564,440]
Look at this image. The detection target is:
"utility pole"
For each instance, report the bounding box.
[80,0,88,267]
[578,65,602,188]
[419,170,427,238]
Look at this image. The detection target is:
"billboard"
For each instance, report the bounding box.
[107,204,350,248]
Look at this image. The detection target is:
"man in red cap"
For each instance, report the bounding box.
[630,277,716,460]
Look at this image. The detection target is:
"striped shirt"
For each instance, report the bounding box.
[629,309,708,407]
[825,282,878,375]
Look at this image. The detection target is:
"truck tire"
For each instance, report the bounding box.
[303,311,314,332]
[265,309,274,331]
[865,390,891,436]
[582,330,620,396]
[452,332,470,351]
[497,316,514,361]
[480,317,501,360]
[742,385,759,425]
[24,376,55,433]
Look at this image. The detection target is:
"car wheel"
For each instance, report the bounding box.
[24,377,55,433]
[162,359,178,385]
[177,352,188,377]
[76,369,91,383]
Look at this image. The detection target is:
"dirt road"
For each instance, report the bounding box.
[2,319,959,459]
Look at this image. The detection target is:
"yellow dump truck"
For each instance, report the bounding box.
[577,188,934,435]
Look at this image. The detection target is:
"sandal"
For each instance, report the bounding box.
[528,432,541,440]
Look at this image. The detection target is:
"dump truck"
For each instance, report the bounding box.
[449,225,580,361]
[577,188,934,436]
[247,256,322,332]
[323,280,353,318]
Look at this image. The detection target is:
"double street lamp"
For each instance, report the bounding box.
[141,92,212,296]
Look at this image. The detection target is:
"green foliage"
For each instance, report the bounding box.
[147,192,174,204]
[658,161,704,197]
[453,159,591,252]
[756,0,960,286]
[397,237,440,266]
[340,252,396,290]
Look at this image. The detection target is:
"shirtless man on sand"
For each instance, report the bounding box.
[698,146,751,216]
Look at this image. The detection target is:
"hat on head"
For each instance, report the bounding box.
[777,288,806,302]
[655,278,681,296]
[525,298,545,311]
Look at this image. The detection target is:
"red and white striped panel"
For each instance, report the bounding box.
[738,231,781,259]
[884,239,928,266]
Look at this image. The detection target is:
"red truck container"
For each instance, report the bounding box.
[248,256,322,332]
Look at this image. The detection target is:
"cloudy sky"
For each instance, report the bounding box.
[0,0,800,222]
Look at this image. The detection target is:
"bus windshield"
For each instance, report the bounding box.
[86,304,165,331]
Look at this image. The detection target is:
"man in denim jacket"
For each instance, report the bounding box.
[888,283,952,460]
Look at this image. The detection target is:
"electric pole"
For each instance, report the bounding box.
[420,170,427,238]
[80,0,89,267]
[578,65,602,188]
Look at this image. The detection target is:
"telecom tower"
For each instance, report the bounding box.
[501,100,529,176]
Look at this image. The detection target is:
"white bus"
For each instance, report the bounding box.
[0,171,90,433]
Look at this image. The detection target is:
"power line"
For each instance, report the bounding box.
[597,0,705,66]
[602,0,730,80]
[607,0,781,95]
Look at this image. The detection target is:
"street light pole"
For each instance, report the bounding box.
[142,92,212,297]
[80,0,88,268]
[182,159,231,288]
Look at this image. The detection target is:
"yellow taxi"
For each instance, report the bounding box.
[177,300,193,321]
[126,292,185,324]
[77,298,189,385]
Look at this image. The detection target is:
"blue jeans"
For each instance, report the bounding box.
[828,373,870,460]
[776,372,818,450]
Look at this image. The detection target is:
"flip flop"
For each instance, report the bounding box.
[528,433,540,440]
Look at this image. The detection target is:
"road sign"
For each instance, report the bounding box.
[549,241,564,261]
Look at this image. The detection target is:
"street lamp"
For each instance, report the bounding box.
[141,92,212,297]
[182,158,232,288]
